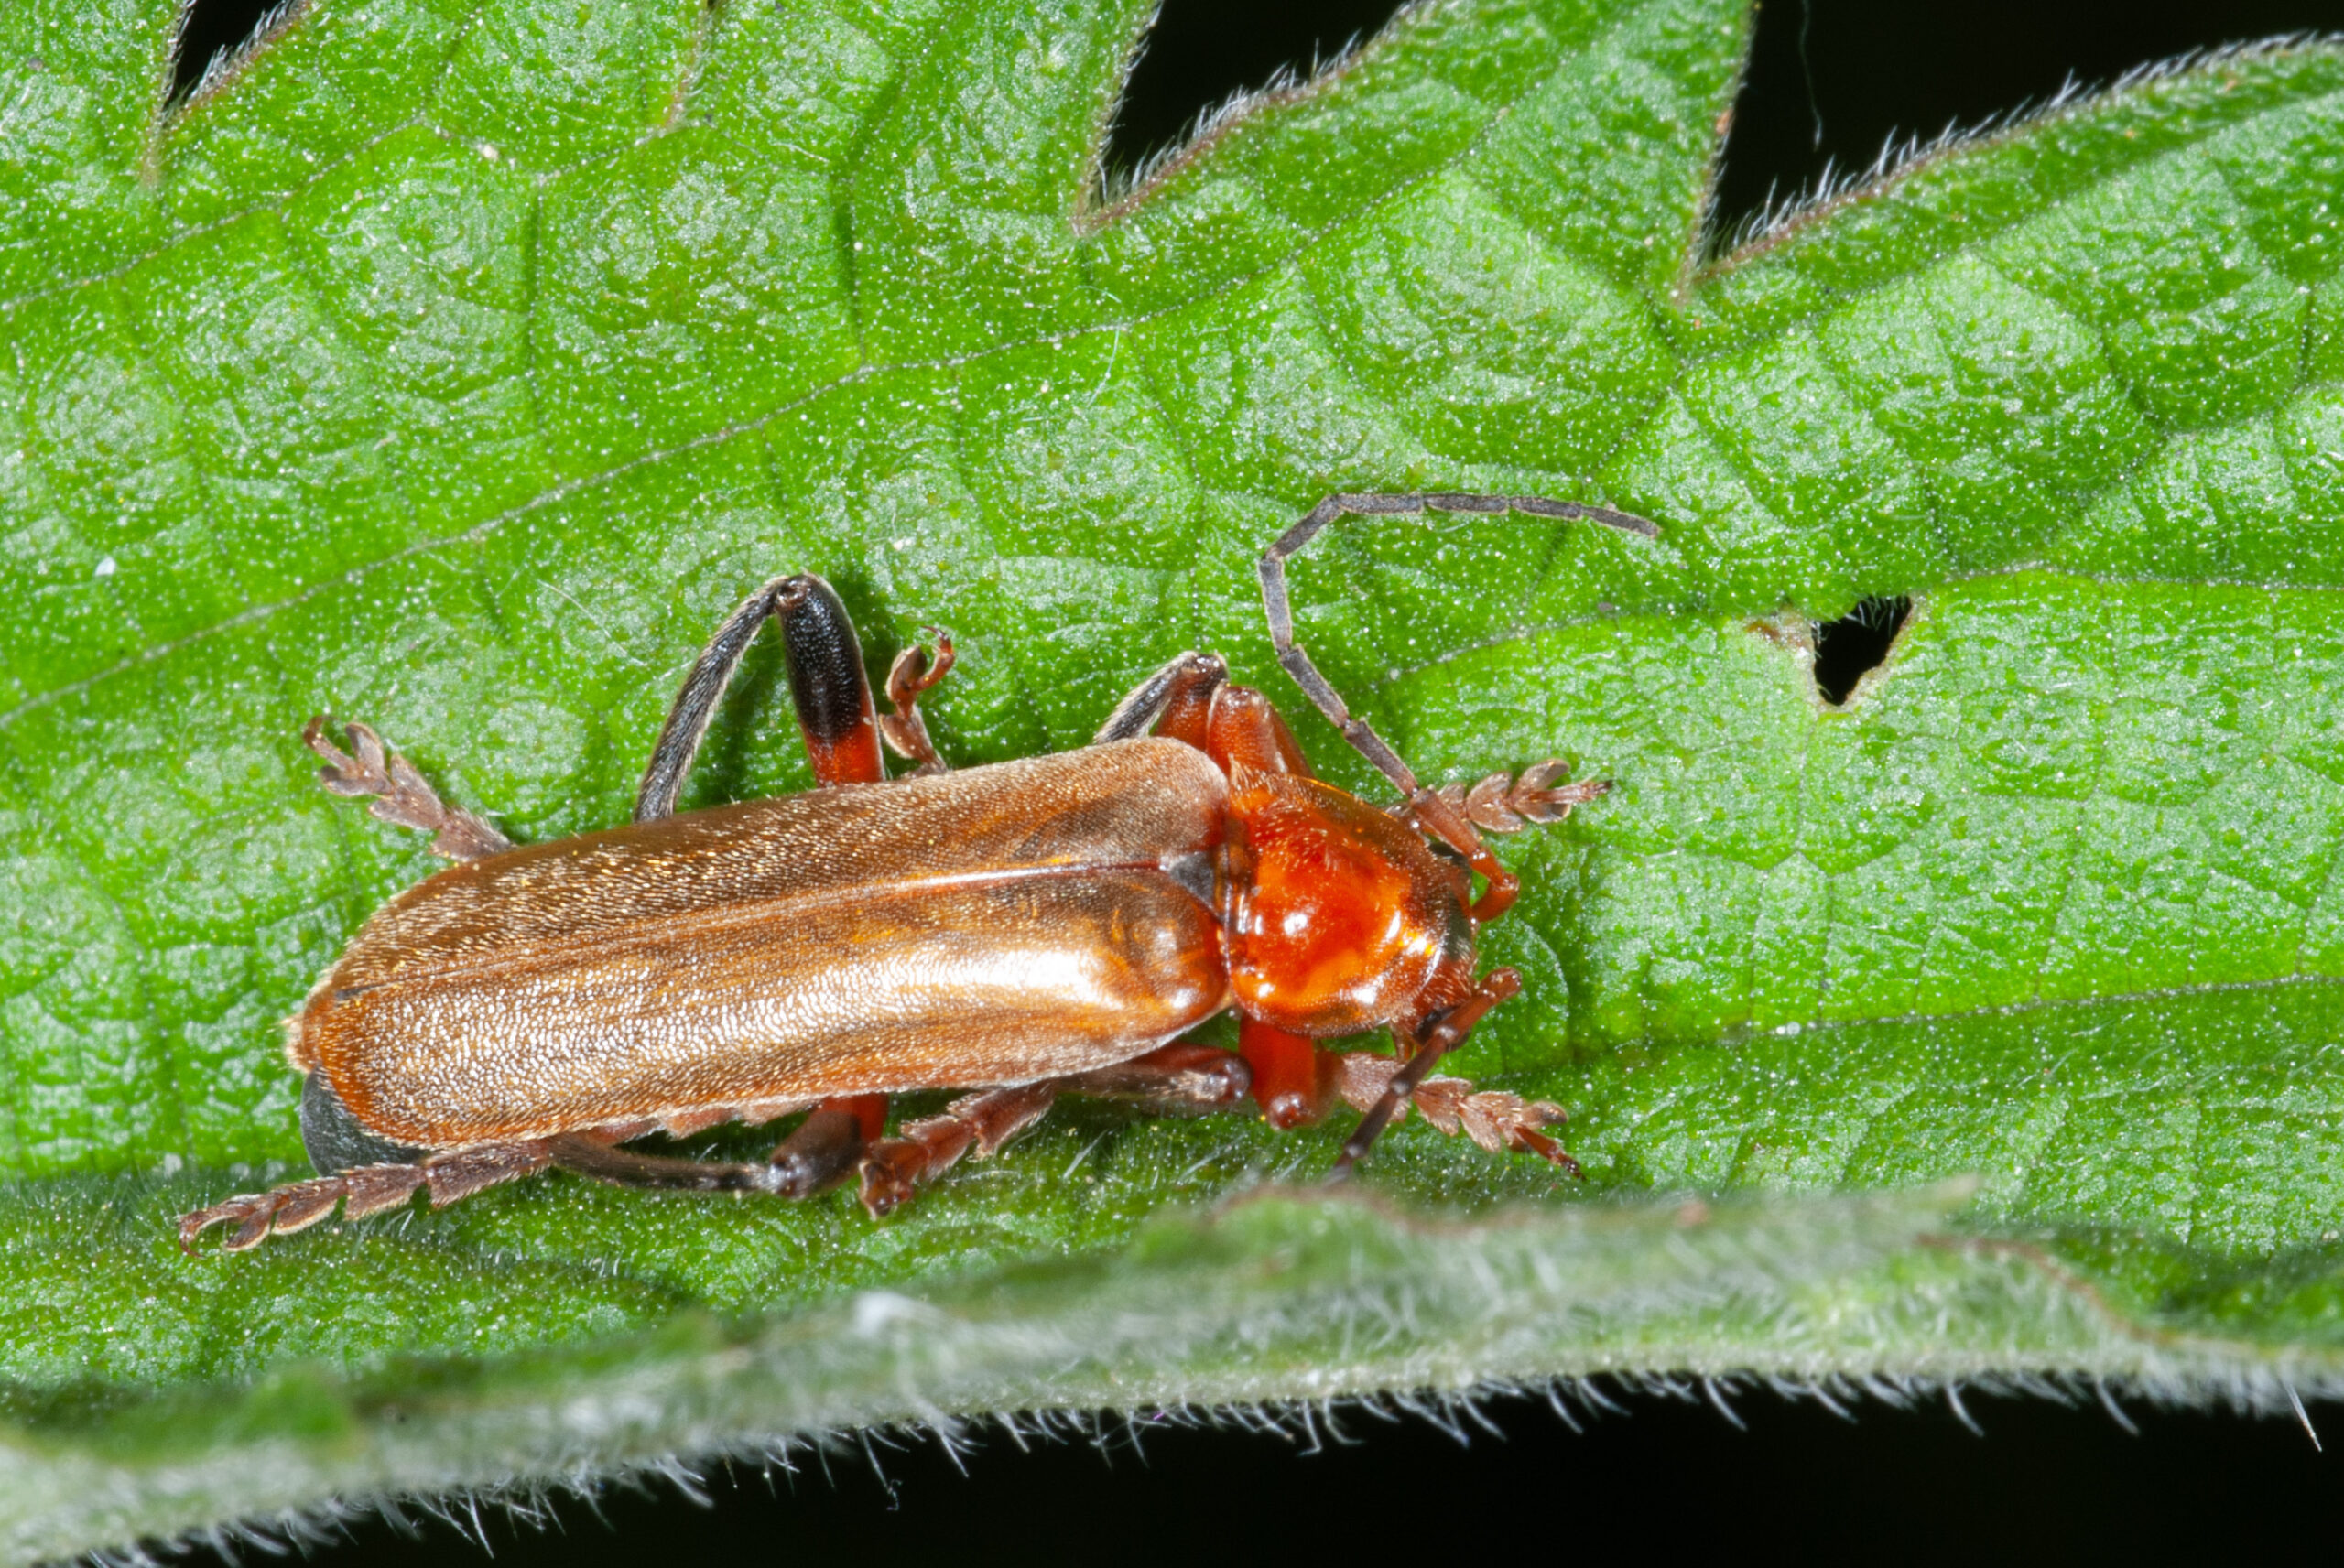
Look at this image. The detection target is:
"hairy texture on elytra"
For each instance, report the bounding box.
[295,741,1234,1147]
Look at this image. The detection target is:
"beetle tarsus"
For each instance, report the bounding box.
[1336,1055,1578,1169]
[879,631,955,774]
[858,1083,1057,1216]
[303,717,512,861]
[1437,762,1610,834]
[179,1141,558,1252]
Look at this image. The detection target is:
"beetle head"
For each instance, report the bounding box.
[1221,769,1476,1038]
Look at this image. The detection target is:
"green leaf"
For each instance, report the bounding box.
[4,0,2343,1555]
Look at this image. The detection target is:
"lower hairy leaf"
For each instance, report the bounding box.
[4,1176,2332,1565]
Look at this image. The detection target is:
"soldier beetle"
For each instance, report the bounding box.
[180,493,1657,1250]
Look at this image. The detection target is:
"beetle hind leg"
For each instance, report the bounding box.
[543,1093,892,1201]
[548,1136,803,1195]
[769,1094,889,1195]
[1060,1042,1252,1113]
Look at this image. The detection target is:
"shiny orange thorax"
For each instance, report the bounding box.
[1221,769,1470,1038]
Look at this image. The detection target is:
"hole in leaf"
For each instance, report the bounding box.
[1108,0,1407,186]
[167,0,281,103]
[1811,596,1910,705]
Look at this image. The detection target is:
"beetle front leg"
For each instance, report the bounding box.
[857,1083,1058,1216]
[1242,1011,1575,1171]
[1329,1055,1579,1173]
[1428,762,1611,834]
[1329,968,1580,1175]
[303,718,512,861]
[1400,762,1609,925]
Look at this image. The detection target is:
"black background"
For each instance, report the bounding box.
[154,0,2344,1562]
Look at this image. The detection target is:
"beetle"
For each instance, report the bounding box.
[179,492,1658,1251]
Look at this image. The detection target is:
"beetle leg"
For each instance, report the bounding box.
[1091,652,1227,746]
[179,1166,418,1252]
[1395,763,1609,924]
[1327,1054,1579,1174]
[857,1083,1058,1217]
[1060,1041,1253,1112]
[1327,967,1578,1174]
[776,577,886,788]
[1237,1018,1338,1129]
[877,630,955,774]
[1257,492,1652,916]
[178,1141,554,1252]
[1433,762,1611,833]
[543,1092,887,1202]
[547,1135,808,1196]
[1203,685,1312,777]
[302,718,512,861]
[421,1141,559,1205]
[638,573,888,821]
[1403,786,1523,923]
[768,1094,890,1195]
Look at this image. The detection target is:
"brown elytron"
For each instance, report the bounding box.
[180,493,1657,1251]
[301,743,1230,1146]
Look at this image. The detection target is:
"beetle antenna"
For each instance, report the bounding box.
[1257,492,1657,800]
